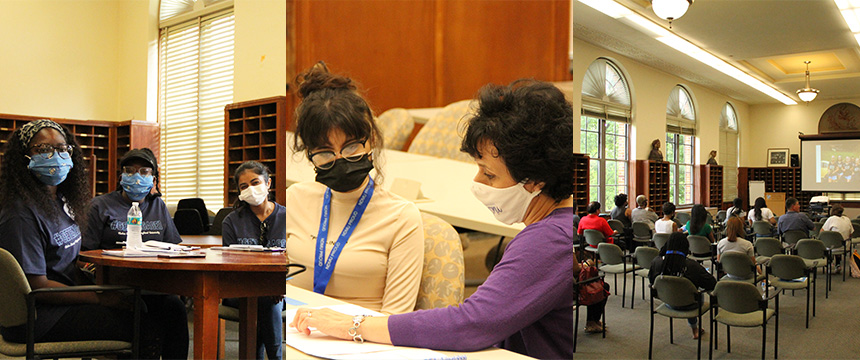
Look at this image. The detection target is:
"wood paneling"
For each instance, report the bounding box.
[290,0,570,111]
[293,0,437,112]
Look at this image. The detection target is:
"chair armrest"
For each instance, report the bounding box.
[29,284,135,295]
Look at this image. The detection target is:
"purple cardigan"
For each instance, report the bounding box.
[388,208,574,359]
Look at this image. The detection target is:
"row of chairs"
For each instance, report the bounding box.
[172,198,233,236]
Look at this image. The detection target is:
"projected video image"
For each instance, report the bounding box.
[818,146,860,183]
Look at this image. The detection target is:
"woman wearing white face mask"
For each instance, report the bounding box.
[289,79,575,359]
[220,161,286,360]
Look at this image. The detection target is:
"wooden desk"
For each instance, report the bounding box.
[282,285,534,359]
[285,149,524,238]
[79,250,287,360]
[180,234,223,248]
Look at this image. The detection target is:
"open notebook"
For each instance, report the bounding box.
[284,304,465,360]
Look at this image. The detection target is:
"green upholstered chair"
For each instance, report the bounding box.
[649,275,709,360]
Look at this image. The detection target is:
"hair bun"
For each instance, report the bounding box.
[295,61,356,99]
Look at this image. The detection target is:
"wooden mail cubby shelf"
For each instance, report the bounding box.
[572,153,590,218]
[0,114,158,197]
[224,96,288,206]
[737,167,820,211]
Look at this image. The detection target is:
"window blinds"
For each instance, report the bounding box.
[159,12,234,209]
[581,58,631,123]
[666,86,696,135]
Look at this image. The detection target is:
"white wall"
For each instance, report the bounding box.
[746,99,859,167]
[0,0,287,121]
[572,38,751,165]
[0,0,121,120]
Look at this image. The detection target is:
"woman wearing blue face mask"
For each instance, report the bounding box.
[81,148,181,251]
[289,80,575,359]
[0,121,188,358]
[220,161,286,360]
[284,62,424,315]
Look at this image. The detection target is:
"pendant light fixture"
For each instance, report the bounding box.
[651,0,693,28]
[796,60,819,103]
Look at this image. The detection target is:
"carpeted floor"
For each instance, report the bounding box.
[573,263,860,359]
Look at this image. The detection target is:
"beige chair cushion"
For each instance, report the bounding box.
[415,213,465,310]
[655,301,710,318]
[0,333,130,357]
[769,276,809,290]
[407,100,475,162]
[714,308,775,327]
[376,108,414,151]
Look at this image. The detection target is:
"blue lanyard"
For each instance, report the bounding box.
[313,177,374,294]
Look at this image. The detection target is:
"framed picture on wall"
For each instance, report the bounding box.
[767,148,790,167]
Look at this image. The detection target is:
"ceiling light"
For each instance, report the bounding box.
[651,0,693,27]
[796,61,819,103]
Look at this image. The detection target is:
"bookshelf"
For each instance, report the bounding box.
[696,165,723,208]
[0,114,158,197]
[224,96,288,206]
[572,153,589,218]
[737,167,820,211]
[634,160,670,216]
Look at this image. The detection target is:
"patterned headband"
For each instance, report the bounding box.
[18,119,66,148]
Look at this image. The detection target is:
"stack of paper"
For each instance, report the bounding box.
[102,241,203,258]
[284,304,466,360]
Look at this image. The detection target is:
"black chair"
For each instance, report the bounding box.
[174,208,204,235]
[0,248,141,359]
[177,198,210,233]
[207,208,234,236]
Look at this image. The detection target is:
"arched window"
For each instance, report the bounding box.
[580,58,631,209]
[720,103,739,202]
[666,86,696,205]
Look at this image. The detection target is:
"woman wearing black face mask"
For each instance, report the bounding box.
[284,62,424,315]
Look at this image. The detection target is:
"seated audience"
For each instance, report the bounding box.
[631,195,658,230]
[578,201,616,247]
[724,197,746,226]
[748,196,776,226]
[682,204,715,243]
[654,202,678,234]
[610,193,632,228]
[717,217,755,265]
[289,78,576,358]
[822,204,853,273]
[0,120,188,359]
[649,232,716,340]
[777,197,814,237]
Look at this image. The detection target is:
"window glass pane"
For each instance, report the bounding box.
[617,162,627,187]
[590,186,599,203]
[587,117,599,131]
[606,161,617,185]
[669,165,676,202]
[580,115,588,130]
[616,136,627,160]
[587,132,599,158]
[605,186,617,211]
[605,135,616,160]
[580,129,588,153]
[606,120,616,134]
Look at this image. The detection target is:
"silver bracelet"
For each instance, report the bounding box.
[347,315,371,343]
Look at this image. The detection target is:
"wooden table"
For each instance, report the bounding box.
[79,249,287,360]
[282,285,534,359]
[180,234,223,248]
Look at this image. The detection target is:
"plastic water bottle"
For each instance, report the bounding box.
[126,202,143,249]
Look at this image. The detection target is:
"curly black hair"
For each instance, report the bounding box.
[460,79,574,202]
[0,124,92,228]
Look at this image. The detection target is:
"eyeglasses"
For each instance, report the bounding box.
[28,144,74,159]
[308,139,368,170]
[259,221,268,246]
[122,166,153,176]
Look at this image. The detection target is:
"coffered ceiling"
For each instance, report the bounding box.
[573,0,860,104]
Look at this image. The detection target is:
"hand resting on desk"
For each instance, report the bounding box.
[290,307,392,345]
